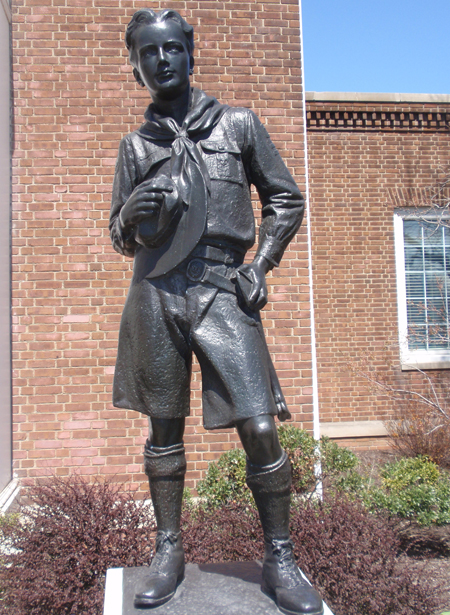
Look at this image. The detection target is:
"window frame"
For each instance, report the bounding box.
[394,210,450,371]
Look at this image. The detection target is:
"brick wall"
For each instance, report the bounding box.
[306,95,450,428]
[11,0,312,492]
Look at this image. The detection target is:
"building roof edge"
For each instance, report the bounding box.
[305,92,450,104]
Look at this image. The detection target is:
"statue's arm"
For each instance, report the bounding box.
[233,111,305,311]
[109,137,140,258]
[243,110,305,268]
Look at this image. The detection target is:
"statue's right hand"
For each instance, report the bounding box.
[119,178,174,231]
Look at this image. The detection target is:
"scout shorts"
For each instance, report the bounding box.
[112,261,277,430]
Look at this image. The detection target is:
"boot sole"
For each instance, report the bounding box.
[134,591,175,608]
[134,572,185,609]
[261,584,324,615]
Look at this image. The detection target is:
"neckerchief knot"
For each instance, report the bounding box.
[176,128,189,140]
[138,89,229,210]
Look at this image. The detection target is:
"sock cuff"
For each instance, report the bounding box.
[246,450,288,477]
[144,442,186,479]
[144,440,185,459]
[246,451,291,494]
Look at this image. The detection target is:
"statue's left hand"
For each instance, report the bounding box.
[275,394,292,422]
[234,256,270,311]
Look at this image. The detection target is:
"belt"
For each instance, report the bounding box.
[186,259,237,294]
[190,243,244,265]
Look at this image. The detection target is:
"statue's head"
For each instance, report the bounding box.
[125,9,195,98]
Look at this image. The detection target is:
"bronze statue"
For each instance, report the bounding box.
[110,9,323,615]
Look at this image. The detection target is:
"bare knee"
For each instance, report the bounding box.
[236,414,283,466]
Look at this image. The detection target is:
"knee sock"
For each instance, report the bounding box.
[144,441,186,534]
[246,451,292,542]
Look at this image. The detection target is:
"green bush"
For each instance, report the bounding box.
[277,425,359,494]
[320,436,359,476]
[277,424,318,492]
[197,426,359,507]
[380,455,440,490]
[363,456,450,526]
[197,447,252,507]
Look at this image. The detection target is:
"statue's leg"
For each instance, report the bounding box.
[237,415,324,615]
[134,417,186,609]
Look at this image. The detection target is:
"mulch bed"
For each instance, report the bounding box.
[399,555,450,612]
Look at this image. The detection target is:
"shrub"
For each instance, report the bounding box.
[278,426,359,493]
[278,424,318,492]
[350,343,450,468]
[320,435,359,477]
[196,447,252,507]
[290,494,443,615]
[363,456,450,526]
[381,455,440,490]
[181,502,263,563]
[0,475,155,615]
[196,426,359,507]
[181,494,443,615]
[385,405,450,469]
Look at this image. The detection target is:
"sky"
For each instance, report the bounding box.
[301,0,450,95]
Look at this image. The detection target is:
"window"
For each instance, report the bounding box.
[394,212,450,370]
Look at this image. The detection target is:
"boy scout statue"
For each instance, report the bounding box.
[110,8,323,615]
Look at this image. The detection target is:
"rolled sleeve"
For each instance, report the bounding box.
[109,137,139,258]
[243,110,304,267]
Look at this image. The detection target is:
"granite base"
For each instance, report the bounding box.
[103,561,333,615]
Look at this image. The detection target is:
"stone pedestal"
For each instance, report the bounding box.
[103,561,333,615]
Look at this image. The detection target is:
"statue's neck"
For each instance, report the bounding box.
[152,86,191,127]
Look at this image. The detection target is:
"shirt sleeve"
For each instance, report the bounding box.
[242,110,305,267]
[109,136,139,258]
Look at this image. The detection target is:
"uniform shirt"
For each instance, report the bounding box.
[110,93,304,271]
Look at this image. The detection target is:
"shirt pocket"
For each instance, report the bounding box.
[138,148,172,183]
[200,140,245,185]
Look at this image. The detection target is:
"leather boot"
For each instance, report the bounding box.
[134,442,186,609]
[262,538,324,615]
[134,530,185,608]
[247,452,324,615]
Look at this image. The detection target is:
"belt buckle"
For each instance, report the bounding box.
[186,259,207,282]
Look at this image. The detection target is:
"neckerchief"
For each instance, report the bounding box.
[137,88,229,209]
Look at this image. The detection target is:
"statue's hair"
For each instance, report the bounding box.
[125,9,194,67]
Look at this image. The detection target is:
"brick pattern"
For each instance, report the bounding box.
[333,437,391,453]
[307,100,450,427]
[307,102,450,132]
[11,0,311,491]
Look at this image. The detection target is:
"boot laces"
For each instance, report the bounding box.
[155,530,179,551]
[151,531,180,572]
[271,539,304,587]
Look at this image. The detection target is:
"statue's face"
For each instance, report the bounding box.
[133,20,192,101]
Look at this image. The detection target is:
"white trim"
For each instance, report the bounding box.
[103,568,123,615]
[399,352,450,371]
[306,92,450,104]
[394,213,410,365]
[323,600,334,615]
[320,420,388,439]
[394,212,450,370]
[0,0,11,24]
[299,0,321,442]
[0,478,20,513]
[299,0,323,497]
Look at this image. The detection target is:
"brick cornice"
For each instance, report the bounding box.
[306,104,450,133]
